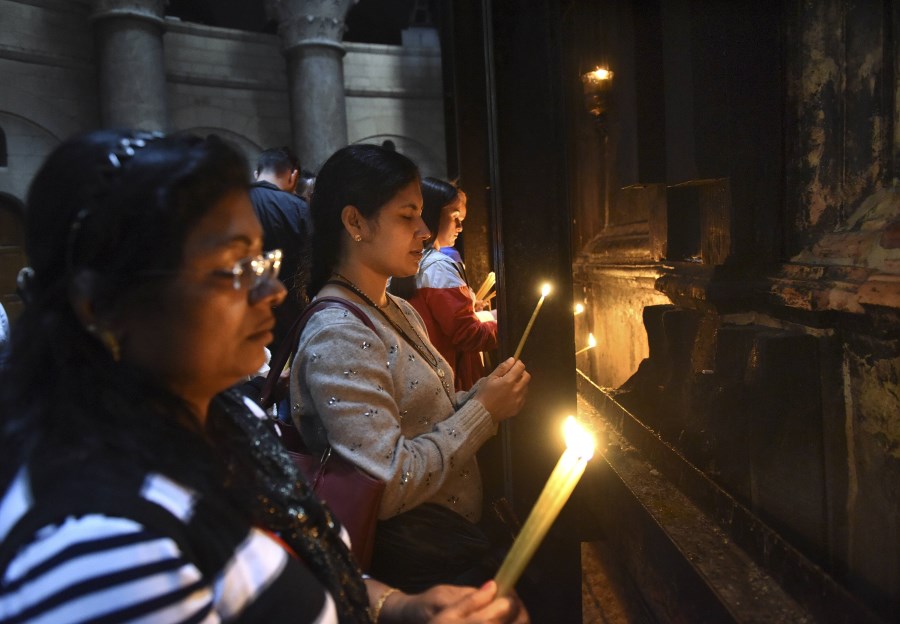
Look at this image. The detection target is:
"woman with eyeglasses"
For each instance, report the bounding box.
[0,130,527,623]
[290,144,531,596]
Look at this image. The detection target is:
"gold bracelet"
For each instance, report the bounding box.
[370,586,400,623]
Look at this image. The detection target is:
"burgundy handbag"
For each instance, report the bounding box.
[262,297,385,571]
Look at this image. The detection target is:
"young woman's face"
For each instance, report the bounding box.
[119,189,285,411]
[358,180,429,278]
[435,190,466,249]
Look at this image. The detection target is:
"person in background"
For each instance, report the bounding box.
[439,184,465,264]
[297,168,317,204]
[392,178,497,391]
[291,145,530,594]
[250,146,312,354]
[0,302,8,368]
[0,130,527,624]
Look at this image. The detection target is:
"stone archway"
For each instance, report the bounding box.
[172,127,264,177]
[352,133,445,179]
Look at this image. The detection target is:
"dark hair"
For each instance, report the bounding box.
[255,146,299,176]
[0,129,250,487]
[308,144,419,296]
[296,169,316,199]
[420,177,459,248]
[389,177,458,300]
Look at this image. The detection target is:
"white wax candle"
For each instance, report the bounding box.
[513,283,552,360]
[494,417,595,595]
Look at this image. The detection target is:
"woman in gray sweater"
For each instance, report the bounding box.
[290,144,531,593]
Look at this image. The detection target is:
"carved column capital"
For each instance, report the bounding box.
[90,0,167,28]
[266,0,357,52]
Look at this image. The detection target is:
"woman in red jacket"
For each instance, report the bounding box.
[395,178,498,390]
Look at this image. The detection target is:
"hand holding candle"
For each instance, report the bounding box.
[513,282,552,360]
[494,416,596,596]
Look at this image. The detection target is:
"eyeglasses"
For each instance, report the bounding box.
[213,249,283,291]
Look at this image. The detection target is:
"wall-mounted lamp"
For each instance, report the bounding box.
[581,66,613,123]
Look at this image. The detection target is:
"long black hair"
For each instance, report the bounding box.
[308,143,419,296]
[0,130,250,488]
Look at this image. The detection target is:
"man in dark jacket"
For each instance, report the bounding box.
[249,147,312,355]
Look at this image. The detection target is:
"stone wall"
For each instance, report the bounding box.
[344,41,446,177]
[0,0,447,321]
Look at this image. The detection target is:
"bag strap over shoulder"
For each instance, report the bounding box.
[260,297,376,409]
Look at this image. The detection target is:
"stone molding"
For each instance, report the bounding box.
[164,17,278,45]
[266,0,356,53]
[166,71,284,93]
[0,43,93,71]
[90,0,166,28]
[344,87,442,100]
[768,186,900,315]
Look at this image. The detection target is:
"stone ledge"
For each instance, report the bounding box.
[577,372,888,623]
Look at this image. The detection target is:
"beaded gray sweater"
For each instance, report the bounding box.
[289,294,497,523]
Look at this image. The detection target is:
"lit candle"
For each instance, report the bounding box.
[574,333,597,355]
[513,282,552,360]
[574,303,585,316]
[494,416,596,596]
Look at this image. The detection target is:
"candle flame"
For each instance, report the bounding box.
[563,416,595,459]
[540,283,552,297]
[574,303,584,315]
[588,333,597,347]
[583,67,613,84]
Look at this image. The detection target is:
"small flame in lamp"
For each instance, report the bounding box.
[575,333,598,356]
[582,67,613,85]
[574,303,585,316]
[581,66,614,121]
[563,416,596,460]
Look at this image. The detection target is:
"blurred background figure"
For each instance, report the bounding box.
[392,178,497,391]
[250,146,312,354]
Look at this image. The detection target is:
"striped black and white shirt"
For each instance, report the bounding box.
[0,466,339,623]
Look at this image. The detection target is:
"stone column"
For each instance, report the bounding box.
[91,0,168,131]
[267,0,356,171]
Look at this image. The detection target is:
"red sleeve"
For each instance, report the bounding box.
[418,285,498,352]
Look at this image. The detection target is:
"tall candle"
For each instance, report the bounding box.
[513,282,552,360]
[494,416,596,596]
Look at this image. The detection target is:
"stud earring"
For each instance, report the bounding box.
[354,234,362,242]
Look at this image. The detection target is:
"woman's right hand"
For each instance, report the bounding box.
[472,357,530,423]
[427,581,529,624]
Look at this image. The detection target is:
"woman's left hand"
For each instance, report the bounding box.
[385,582,529,623]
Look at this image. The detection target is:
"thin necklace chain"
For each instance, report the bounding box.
[329,272,453,403]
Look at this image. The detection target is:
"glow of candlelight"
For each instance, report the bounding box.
[494,416,596,596]
[513,282,552,360]
[574,303,584,316]
[574,333,597,355]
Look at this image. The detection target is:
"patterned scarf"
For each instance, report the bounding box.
[207,390,373,623]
